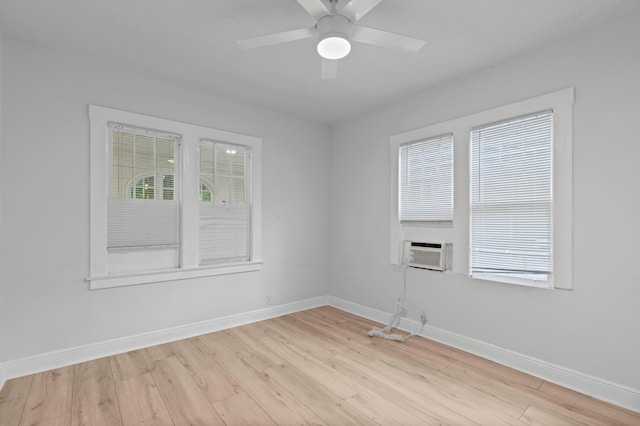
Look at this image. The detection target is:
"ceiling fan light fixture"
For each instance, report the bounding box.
[316,14,352,60]
[317,35,351,60]
[236,0,426,79]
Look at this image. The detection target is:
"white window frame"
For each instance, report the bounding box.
[390,88,573,289]
[89,105,263,290]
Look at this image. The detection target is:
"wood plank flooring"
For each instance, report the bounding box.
[1,306,638,425]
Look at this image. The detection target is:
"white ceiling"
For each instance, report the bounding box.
[1,0,639,125]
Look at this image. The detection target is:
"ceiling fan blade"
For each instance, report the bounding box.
[296,0,331,19]
[341,0,384,21]
[237,27,315,49]
[321,58,338,80]
[352,25,426,53]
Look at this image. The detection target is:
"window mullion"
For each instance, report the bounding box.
[180,135,199,269]
[153,135,157,200]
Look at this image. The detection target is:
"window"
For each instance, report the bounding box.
[390,88,573,289]
[470,112,553,286]
[399,134,453,222]
[89,106,262,289]
[108,124,180,252]
[199,140,251,265]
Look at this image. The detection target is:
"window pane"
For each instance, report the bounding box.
[108,124,181,249]
[156,137,175,168]
[200,143,214,174]
[199,139,251,265]
[134,175,155,199]
[112,131,133,166]
[231,149,246,177]
[199,141,248,205]
[158,171,174,200]
[216,176,231,203]
[399,134,453,221]
[215,145,231,175]
[135,134,155,168]
[110,127,176,201]
[470,111,553,280]
[232,177,246,202]
[112,166,133,199]
[200,181,212,202]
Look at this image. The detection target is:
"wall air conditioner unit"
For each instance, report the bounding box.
[404,241,451,271]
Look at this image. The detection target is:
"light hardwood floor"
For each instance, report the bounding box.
[1,306,638,425]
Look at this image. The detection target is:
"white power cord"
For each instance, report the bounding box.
[368,265,426,342]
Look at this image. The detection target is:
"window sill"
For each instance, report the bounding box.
[470,272,552,289]
[87,261,263,290]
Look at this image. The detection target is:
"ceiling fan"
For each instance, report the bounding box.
[237,0,426,79]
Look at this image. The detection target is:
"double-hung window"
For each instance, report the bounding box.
[199,140,251,265]
[470,112,553,286]
[390,88,573,289]
[89,105,262,289]
[107,124,181,272]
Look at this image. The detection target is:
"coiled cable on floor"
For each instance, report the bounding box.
[368,265,425,342]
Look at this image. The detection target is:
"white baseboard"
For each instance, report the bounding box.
[0,362,6,393]
[0,295,328,382]
[329,296,640,414]
[2,294,638,414]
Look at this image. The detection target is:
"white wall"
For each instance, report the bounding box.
[0,30,5,369]
[0,38,331,361]
[330,10,640,391]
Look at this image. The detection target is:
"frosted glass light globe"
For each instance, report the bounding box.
[317,35,351,60]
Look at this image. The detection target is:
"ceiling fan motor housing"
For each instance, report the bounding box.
[317,14,351,42]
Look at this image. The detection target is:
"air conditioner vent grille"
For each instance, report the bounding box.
[405,241,451,271]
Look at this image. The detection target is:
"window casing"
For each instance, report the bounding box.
[390,88,573,289]
[89,105,262,289]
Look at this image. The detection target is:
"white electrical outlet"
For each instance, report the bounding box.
[266,293,272,305]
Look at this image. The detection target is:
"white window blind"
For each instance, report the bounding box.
[199,140,250,265]
[108,123,180,249]
[470,111,553,282]
[399,134,453,221]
